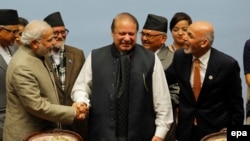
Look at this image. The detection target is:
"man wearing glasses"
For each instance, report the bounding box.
[141,14,177,141]
[43,11,87,140]
[0,9,19,141]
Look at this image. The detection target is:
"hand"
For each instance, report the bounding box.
[151,136,164,141]
[72,102,89,120]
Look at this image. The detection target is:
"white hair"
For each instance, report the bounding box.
[21,20,51,46]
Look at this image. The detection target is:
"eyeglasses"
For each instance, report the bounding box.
[0,26,19,35]
[53,29,69,36]
[140,32,164,39]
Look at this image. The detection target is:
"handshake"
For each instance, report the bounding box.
[72,102,89,120]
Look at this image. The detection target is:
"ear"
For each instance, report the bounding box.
[30,40,39,50]
[111,32,114,38]
[200,39,209,48]
[161,34,167,44]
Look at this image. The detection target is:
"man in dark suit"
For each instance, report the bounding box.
[44,12,87,140]
[165,21,244,141]
[0,9,19,141]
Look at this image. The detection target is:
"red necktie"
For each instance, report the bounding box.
[193,58,201,101]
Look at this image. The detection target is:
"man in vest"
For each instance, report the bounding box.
[71,12,173,141]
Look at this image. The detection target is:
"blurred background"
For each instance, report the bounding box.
[2,0,249,122]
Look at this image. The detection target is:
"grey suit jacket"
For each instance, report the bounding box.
[157,45,174,70]
[0,45,18,140]
[3,46,76,141]
[0,45,18,111]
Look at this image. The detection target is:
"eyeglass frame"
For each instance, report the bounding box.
[0,26,19,35]
[139,31,165,39]
[53,28,69,36]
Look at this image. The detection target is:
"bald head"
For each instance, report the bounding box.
[189,21,214,45]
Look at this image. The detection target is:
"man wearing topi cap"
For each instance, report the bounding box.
[0,9,19,141]
[43,11,87,140]
[141,14,177,141]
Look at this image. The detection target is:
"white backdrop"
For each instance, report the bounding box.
[2,0,250,121]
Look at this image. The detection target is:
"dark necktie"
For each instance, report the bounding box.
[116,54,130,138]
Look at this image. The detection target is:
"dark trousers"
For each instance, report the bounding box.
[190,124,206,141]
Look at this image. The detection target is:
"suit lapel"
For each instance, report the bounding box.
[64,46,74,94]
[183,55,196,101]
[199,49,220,101]
[45,54,64,93]
[0,55,7,71]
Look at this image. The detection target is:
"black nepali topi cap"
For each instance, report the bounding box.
[0,9,19,25]
[143,14,168,33]
[44,11,64,27]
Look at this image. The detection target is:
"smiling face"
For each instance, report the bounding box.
[52,26,68,49]
[0,25,19,47]
[140,29,166,52]
[183,21,214,58]
[34,28,55,56]
[111,14,138,53]
[171,20,190,48]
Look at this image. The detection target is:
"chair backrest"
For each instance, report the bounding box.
[200,129,227,141]
[23,129,83,141]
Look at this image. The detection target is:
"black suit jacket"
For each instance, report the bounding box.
[165,48,244,141]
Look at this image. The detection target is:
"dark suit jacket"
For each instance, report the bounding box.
[45,45,87,140]
[165,48,244,141]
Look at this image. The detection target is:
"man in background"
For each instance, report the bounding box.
[15,17,28,46]
[44,11,87,140]
[141,13,176,141]
[0,9,19,141]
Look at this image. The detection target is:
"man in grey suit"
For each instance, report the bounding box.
[3,20,87,141]
[44,11,87,140]
[0,9,19,141]
[141,14,177,141]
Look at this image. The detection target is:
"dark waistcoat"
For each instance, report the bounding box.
[90,44,155,141]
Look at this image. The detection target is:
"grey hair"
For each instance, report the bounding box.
[21,20,51,46]
[205,31,214,45]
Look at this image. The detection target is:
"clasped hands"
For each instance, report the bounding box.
[72,102,89,120]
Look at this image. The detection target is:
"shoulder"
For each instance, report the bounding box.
[210,48,239,69]
[92,44,112,54]
[65,45,83,52]
[244,39,250,51]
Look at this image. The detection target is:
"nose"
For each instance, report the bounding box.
[178,30,183,35]
[52,38,56,46]
[183,34,188,41]
[124,34,131,41]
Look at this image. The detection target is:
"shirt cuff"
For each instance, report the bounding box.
[154,126,168,139]
[71,91,90,107]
